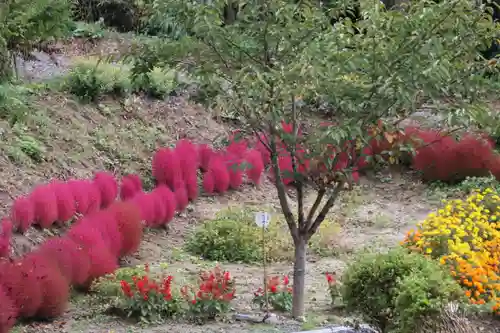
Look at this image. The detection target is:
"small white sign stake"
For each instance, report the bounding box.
[255,211,271,317]
[255,211,271,229]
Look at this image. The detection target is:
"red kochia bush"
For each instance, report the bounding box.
[0,260,42,318]
[109,202,143,256]
[68,180,90,215]
[149,191,167,227]
[408,128,496,182]
[226,131,248,158]
[38,237,77,283]
[202,171,215,194]
[176,139,199,179]
[52,181,76,224]
[127,174,143,192]
[174,183,189,213]
[131,192,156,225]
[225,153,243,189]
[0,219,12,258]
[209,155,230,193]
[0,286,18,333]
[85,181,102,214]
[83,244,118,288]
[120,176,139,201]
[185,172,198,201]
[154,186,176,225]
[66,223,118,287]
[244,149,264,185]
[22,253,70,319]
[31,185,58,228]
[10,196,34,233]
[82,211,122,258]
[58,237,91,287]
[152,148,182,189]
[198,144,214,172]
[93,172,118,208]
[68,222,106,250]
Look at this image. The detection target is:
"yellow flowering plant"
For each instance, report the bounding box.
[403,189,500,315]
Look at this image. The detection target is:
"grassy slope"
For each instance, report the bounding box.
[0,85,229,251]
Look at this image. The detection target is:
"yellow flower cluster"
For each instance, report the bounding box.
[402,189,500,314]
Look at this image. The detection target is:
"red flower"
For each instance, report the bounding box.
[191,299,196,305]
[283,276,289,285]
[121,281,133,297]
[270,285,277,293]
[224,271,231,281]
[326,273,336,285]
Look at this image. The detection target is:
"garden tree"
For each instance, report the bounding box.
[0,0,72,82]
[130,0,498,318]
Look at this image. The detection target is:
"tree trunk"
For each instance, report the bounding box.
[292,236,308,319]
[0,46,12,83]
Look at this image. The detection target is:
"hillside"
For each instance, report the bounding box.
[0,36,436,333]
[1,12,500,333]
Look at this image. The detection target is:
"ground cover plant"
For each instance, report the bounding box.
[403,188,500,314]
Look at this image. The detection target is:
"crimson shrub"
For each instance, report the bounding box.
[10,196,34,233]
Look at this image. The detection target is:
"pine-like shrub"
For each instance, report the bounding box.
[10,196,35,233]
[31,185,58,228]
[93,172,118,208]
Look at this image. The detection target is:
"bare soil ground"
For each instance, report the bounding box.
[2,36,499,333]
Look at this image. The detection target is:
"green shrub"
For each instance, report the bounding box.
[341,248,464,333]
[131,66,176,98]
[1,0,72,81]
[185,209,263,263]
[71,0,152,32]
[91,264,148,298]
[71,20,106,41]
[0,84,32,125]
[185,207,341,263]
[63,58,132,102]
[16,135,45,163]
[427,175,500,202]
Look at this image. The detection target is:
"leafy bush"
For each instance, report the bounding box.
[131,66,177,98]
[71,21,105,41]
[15,135,45,163]
[403,189,500,315]
[180,266,235,321]
[253,275,293,313]
[63,58,132,102]
[342,248,464,333]
[72,0,150,32]
[0,84,33,125]
[427,175,500,200]
[91,264,149,298]
[185,207,341,263]
[185,209,263,263]
[0,0,72,81]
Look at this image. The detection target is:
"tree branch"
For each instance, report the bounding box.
[269,125,299,241]
[303,188,326,232]
[289,94,305,229]
[307,181,344,238]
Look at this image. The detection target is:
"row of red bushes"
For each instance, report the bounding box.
[0,138,269,332]
[254,121,500,184]
[0,200,143,333]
